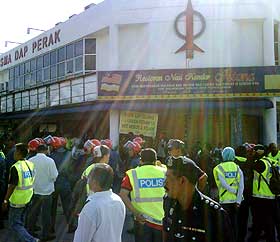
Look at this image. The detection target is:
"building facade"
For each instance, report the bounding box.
[0,0,279,147]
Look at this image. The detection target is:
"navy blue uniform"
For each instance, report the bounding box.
[163,190,235,242]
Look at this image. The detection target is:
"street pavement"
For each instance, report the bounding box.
[0,205,135,242]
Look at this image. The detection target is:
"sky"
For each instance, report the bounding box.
[0,0,104,54]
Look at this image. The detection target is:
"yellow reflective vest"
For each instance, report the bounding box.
[268,151,280,163]
[9,160,35,207]
[235,156,247,163]
[213,161,241,204]
[82,163,96,195]
[252,158,275,199]
[127,165,166,225]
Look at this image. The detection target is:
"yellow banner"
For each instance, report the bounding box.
[119,111,158,137]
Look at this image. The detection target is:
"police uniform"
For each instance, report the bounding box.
[163,191,235,242]
[163,156,235,242]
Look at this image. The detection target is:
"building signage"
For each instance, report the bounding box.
[0,29,61,68]
[119,111,158,137]
[98,66,280,100]
[174,0,206,59]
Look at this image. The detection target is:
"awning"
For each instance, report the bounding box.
[0,98,273,120]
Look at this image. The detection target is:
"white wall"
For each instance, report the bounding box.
[119,24,149,70]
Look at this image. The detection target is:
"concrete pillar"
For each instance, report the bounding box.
[109,109,120,149]
[264,97,277,145]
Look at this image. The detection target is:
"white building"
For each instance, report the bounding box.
[0,0,279,147]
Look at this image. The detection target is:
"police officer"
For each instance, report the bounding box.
[213,147,244,237]
[163,156,235,242]
[1,143,38,242]
[119,148,166,242]
[167,139,208,192]
[250,144,277,242]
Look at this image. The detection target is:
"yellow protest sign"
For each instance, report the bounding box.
[119,111,158,137]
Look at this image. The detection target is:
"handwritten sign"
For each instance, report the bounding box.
[119,111,158,137]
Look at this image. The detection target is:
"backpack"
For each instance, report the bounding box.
[258,158,280,195]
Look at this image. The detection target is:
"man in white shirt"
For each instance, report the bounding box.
[74,163,126,242]
[27,144,58,241]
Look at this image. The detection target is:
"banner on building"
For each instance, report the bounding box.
[119,111,158,137]
[98,66,280,100]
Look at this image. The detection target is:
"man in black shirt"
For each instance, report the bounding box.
[163,156,235,242]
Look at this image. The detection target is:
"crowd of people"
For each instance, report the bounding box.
[0,132,279,242]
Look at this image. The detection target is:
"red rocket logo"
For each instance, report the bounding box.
[174,0,206,59]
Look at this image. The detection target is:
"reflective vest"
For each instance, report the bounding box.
[127,165,166,225]
[252,158,275,199]
[9,160,35,207]
[268,151,280,163]
[82,163,95,195]
[235,156,247,163]
[213,161,240,204]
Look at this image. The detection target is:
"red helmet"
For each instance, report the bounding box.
[91,139,101,147]
[28,139,40,152]
[35,138,45,145]
[84,139,101,153]
[133,137,145,146]
[59,137,67,147]
[125,141,141,154]
[101,139,113,149]
[50,136,62,149]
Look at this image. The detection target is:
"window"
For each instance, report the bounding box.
[66,60,74,74]
[24,61,31,73]
[85,39,96,54]
[31,72,36,86]
[50,65,57,79]
[66,44,74,59]
[24,74,31,87]
[50,50,57,65]
[43,53,50,67]
[43,67,50,82]
[58,62,65,77]
[75,56,83,73]
[75,40,83,56]
[37,56,43,69]
[58,47,65,62]
[36,70,43,83]
[30,59,36,71]
[20,64,25,76]
[85,55,96,71]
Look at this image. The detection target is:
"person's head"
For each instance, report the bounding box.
[88,163,114,192]
[140,148,157,165]
[253,144,265,159]
[268,143,278,155]
[93,145,110,163]
[164,156,200,202]
[222,147,235,161]
[14,143,28,161]
[37,144,48,154]
[235,145,247,157]
[167,139,185,157]
[124,141,141,158]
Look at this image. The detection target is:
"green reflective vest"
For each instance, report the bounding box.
[127,165,166,225]
[82,163,96,195]
[213,161,240,204]
[252,158,275,199]
[235,156,247,163]
[9,160,35,207]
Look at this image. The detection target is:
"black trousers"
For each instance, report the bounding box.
[237,197,251,242]
[251,197,276,242]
